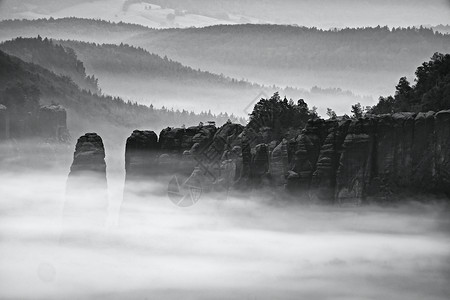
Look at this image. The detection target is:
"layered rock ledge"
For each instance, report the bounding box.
[124,111,450,203]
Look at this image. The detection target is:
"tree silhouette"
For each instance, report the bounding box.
[370,53,450,114]
[351,103,363,118]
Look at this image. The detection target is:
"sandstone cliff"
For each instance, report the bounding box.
[124,111,450,203]
[65,133,108,230]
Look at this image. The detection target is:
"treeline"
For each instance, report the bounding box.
[0,18,151,45]
[0,37,373,119]
[248,92,318,141]
[369,53,450,114]
[0,50,245,133]
[55,39,372,102]
[56,39,257,89]
[2,18,449,74]
[131,24,450,72]
[250,52,450,124]
[0,36,99,93]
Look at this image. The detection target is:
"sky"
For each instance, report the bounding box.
[0,0,449,29]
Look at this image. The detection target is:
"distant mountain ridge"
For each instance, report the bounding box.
[0,36,99,93]
[0,36,373,117]
[2,18,448,72]
[1,0,448,29]
[1,17,448,102]
[127,24,450,72]
[0,49,244,139]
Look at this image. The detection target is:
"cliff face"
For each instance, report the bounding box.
[65,133,108,228]
[291,110,450,202]
[124,111,450,203]
[0,105,9,140]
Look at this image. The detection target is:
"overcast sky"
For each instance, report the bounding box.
[0,0,449,29]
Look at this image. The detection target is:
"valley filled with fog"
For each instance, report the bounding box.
[1,146,449,299]
[1,1,450,299]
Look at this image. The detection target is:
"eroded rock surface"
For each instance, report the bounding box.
[64,133,108,232]
[124,111,450,204]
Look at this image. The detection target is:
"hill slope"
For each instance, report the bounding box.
[1,18,449,98]
[56,39,373,116]
[0,50,243,141]
[0,36,99,93]
[0,18,150,44]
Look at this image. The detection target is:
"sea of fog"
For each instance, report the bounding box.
[0,144,449,300]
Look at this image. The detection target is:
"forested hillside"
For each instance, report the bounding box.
[0,36,372,116]
[125,24,450,97]
[370,53,450,114]
[2,18,448,99]
[0,50,243,140]
[129,24,450,72]
[2,19,448,73]
[0,18,150,44]
[0,36,99,93]
[56,40,255,88]
[52,39,372,116]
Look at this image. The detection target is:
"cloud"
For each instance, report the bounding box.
[0,145,449,299]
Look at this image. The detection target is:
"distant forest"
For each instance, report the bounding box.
[130,24,450,72]
[0,18,150,44]
[0,37,372,119]
[1,18,449,74]
[0,36,99,93]
[0,48,245,138]
[56,40,257,89]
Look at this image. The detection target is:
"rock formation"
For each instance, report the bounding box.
[122,130,159,218]
[64,133,108,232]
[0,105,9,140]
[39,104,68,141]
[123,110,450,204]
[0,103,68,141]
[125,130,159,178]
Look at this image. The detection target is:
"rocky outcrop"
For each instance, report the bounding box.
[122,130,159,217]
[38,104,68,141]
[310,120,350,202]
[251,143,269,184]
[335,118,376,204]
[125,130,159,178]
[434,110,450,195]
[0,105,9,140]
[411,111,436,192]
[123,110,450,204]
[64,133,108,229]
[68,133,107,176]
[270,139,289,186]
[290,119,328,194]
[159,124,217,153]
[0,103,68,141]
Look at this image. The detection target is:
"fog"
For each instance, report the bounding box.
[93,73,374,117]
[1,143,450,299]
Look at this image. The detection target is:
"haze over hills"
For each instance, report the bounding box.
[3,19,450,115]
[432,24,450,35]
[0,18,150,44]
[0,48,243,141]
[0,3,450,300]
[0,36,100,93]
[2,19,448,94]
[0,36,372,116]
[54,39,372,115]
[1,0,449,29]
[0,9,448,116]
[125,24,450,96]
